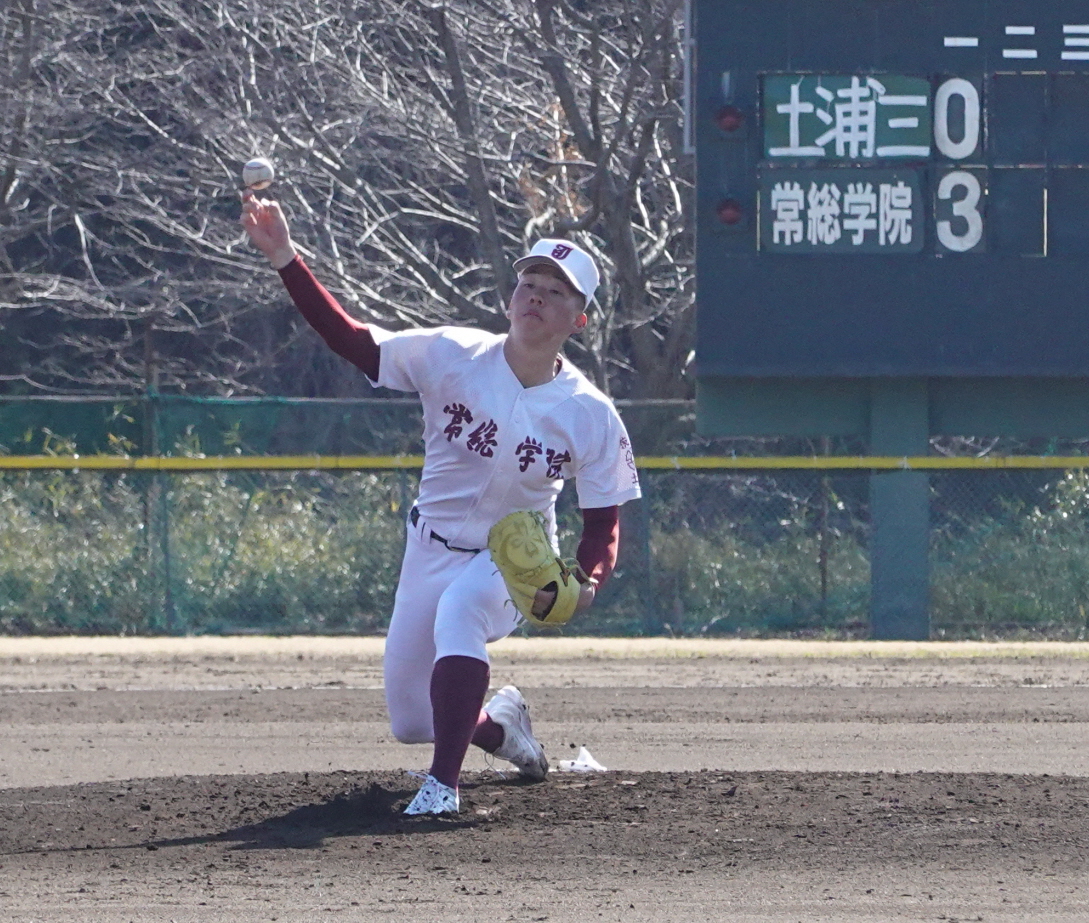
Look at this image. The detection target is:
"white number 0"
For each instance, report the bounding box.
[936,171,984,252]
[934,78,980,160]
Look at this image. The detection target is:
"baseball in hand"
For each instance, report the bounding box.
[242,157,275,190]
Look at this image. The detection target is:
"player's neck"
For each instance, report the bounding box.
[502,336,562,388]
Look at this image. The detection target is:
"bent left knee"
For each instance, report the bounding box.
[389,716,434,745]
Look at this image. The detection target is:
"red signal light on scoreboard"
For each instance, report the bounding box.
[716,198,744,225]
[715,105,744,132]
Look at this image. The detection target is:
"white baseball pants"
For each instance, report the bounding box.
[383,510,522,744]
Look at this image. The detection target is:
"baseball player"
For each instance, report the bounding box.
[241,191,641,815]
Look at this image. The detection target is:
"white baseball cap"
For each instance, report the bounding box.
[513,239,599,305]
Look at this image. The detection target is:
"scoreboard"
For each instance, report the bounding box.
[694,0,1089,381]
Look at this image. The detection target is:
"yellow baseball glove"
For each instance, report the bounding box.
[487,510,586,627]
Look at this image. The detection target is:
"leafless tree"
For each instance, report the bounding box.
[0,0,286,394]
[269,0,693,396]
[0,0,692,399]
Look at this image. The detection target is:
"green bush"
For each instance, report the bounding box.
[164,471,406,634]
[4,466,1089,639]
[0,469,408,635]
[931,470,1089,640]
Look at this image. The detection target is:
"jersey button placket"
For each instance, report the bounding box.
[478,390,531,531]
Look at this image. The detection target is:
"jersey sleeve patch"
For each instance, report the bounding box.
[573,400,642,508]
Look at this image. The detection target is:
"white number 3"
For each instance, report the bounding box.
[936,171,984,252]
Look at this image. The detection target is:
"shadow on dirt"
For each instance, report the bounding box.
[0,771,549,858]
[144,779,483,850]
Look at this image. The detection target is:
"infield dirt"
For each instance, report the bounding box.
[1,638,1088,922]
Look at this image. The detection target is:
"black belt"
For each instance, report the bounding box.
[410,506,482,554]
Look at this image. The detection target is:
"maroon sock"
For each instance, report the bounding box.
[472,712,504,754]
[428,655,491,789]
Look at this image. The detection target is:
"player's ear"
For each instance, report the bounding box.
[573,312,588,332]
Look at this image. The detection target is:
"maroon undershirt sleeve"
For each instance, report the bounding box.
[278,255,380,381]
[577,505,620,589]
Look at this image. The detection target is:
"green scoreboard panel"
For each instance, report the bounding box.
[695,0,1089,381]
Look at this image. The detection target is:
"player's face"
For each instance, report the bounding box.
[507,268,587,343]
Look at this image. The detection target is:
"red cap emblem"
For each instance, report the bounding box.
[551,244,573,260]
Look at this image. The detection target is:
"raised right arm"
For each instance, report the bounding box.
[241,190,379,381]
[278,256,379,381]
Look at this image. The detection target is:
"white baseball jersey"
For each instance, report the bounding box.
[369,325,641,550]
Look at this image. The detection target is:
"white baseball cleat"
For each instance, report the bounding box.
[483,685,549,781]
[404,774,459,816]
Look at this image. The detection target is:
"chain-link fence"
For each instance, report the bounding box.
[3,461,1089,639]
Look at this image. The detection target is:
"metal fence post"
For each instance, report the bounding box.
[637,478,660,635]
[398,467,409,520]
[158,473,176,633]
[145,378,177,635]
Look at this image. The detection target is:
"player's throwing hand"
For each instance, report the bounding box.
[240,191,296,270]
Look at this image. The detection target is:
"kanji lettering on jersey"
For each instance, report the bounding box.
[443,403,474,442]
[516,437,544,472]
[545,448,571,479]
[466,420,499,457]
[620,437,638,485]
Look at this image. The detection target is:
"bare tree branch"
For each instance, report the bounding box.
[0,0,693,399]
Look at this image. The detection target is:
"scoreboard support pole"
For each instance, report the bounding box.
[868,379,930,641]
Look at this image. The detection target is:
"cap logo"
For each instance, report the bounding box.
[550,244,573,260]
